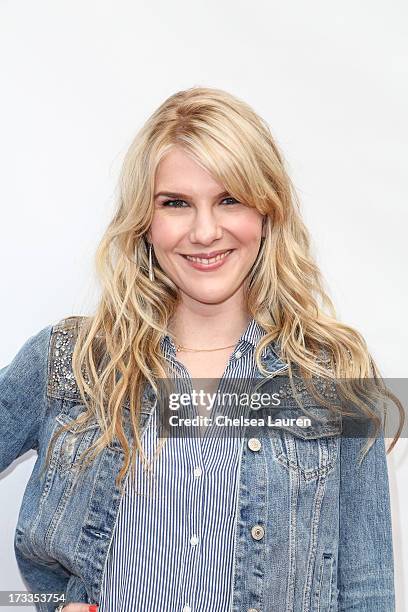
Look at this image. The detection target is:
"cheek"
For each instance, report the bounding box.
[231,214,263,245]
[149,218,182,250]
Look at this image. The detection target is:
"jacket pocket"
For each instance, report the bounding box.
[316,553,334,611]
[270,416,340,481]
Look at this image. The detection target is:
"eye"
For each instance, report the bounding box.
[222,197,240,205]
[160,197,240,208]
[161,199,188,208]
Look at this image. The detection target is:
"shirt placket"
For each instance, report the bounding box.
[169,341,250,612]
[164,356,203,612]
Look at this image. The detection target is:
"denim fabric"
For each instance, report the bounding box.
[0,316,395,611]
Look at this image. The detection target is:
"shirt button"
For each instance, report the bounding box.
[251,524,265,540]
[193,466,202,477]
[182,605,192,612]
[234,350,242,359]
[190,534,199,545]
[248,438,262,452]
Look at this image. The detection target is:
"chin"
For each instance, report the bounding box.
[189,291,236,305]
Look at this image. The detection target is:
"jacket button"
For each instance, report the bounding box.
[248,437,261,452]
[248,609,259,612]
[251,524,265,540]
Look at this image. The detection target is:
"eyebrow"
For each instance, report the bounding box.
[154,190,230,200]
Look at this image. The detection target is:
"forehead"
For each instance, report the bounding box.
[155,147,225,195]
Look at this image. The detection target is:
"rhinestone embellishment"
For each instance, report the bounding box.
[276,376,339,406]
[47,318,89,400]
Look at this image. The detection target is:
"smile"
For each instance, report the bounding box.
[180,249,234,271]
[184,250,232,264]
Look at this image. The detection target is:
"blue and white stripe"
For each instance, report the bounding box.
[99,317,267,612]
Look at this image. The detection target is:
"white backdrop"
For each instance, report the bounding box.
[0,1,407,610]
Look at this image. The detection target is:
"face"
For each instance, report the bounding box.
[147,146,265,306]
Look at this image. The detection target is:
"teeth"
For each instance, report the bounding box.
[185,250,231,264]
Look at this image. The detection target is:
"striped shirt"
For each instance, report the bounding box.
[99,317,267,612]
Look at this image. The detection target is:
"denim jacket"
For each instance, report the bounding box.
[0,316,395,611]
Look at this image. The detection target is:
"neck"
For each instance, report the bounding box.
[168,294,251,350]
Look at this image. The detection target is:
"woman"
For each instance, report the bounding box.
[0,87,403,612]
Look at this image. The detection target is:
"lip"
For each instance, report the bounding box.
[181,249,232,258]
[180,249,234,272]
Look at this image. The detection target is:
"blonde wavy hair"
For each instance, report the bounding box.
[43,86,404,493]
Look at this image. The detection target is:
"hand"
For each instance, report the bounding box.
[58,605,98,612]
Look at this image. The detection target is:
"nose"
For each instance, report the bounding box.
[188,207,223,245]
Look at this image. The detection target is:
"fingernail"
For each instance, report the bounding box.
[88,606,98,612]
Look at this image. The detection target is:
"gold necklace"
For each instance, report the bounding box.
[175,341,237,353]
